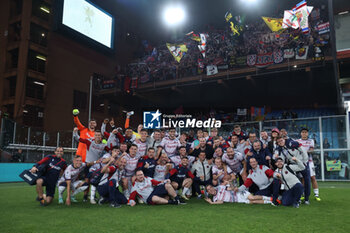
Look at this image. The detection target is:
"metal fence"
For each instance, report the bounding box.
[178,114,350,181]
[1,114,350,181]
[0,118,77,164]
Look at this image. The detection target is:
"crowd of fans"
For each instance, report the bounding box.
[119,7,330,85]
[28,110,321,208]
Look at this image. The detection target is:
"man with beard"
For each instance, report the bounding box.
[137,148,157,178]
[128,170,184,206]
[98,156,128,208]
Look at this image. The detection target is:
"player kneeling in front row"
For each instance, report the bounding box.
[272,157,305,208]
[205,181,271,204]
[57,155,97,205]
[97,156,128,208]
[128,170,185,206]
[30,147,67,206]
[168,157,195,200]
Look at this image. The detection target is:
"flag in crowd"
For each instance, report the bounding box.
[262,17,283,32]
[186,31,201,42]
[206,65,218,76]
[282,0,313,34]
[250,106,265,117]
[198,34,208,58]
[284,49,295,59]
[317,22,330,35]
[225,11,245,36]
[295,46,309,60]
[166,43,188,63]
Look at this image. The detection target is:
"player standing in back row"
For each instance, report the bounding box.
[157,128,182,159]
[72,109,96,162]
[297,128,321,201]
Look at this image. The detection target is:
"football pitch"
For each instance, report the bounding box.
[1,182,349,233]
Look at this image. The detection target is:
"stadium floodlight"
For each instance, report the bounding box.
[242,0,258,3]
[162,5,186,26]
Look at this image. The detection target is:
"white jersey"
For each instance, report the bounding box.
[124,153,142,177]
[170,156,195,169]
[99,165,125,187]
[230,142,245,155]
[222,152,244,174]
[212,165,233,182]
[153,164,169,181]
[106,133,120,149]
[213,185,234,203]
[135,139,148,158]
[85,140,107,163]
[296,138,314,161]
[129,177,161,203]
[58,163,86,184]
[89,153,112,172]
[160,137,181,157]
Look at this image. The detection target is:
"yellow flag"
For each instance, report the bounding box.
[166,43,188,63]
[225,12,232,22]
[262,17,283,32]
[191,35,201,42]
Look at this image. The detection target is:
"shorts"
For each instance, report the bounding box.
[309,161,316,177]
[58,180,84,191]
[147,184,168,204]
[83,166,90,178]
[255,184,273,196]
[170,177,184,189]
[41,175,58,197]
[236,190,251,204]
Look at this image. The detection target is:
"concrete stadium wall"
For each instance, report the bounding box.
[0,163,34,182]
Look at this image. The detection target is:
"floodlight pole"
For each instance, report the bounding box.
[328,0,343,111]
[88,75,93,123]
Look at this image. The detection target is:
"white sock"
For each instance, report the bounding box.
[314,188,319,196]
[58,186,66,199]
[264,200,272,204]
[182,187,189,196]
[73,186,88,196]
[186,187,192,195]
[90,186,96,200]
[124,189,130,199]
[262,196,271,201]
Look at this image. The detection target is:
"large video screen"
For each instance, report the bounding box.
[62,0,114,48]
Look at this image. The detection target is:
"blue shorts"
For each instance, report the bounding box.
[170,177,184,189]
[255,184,273,196]
[83,166,90,178]
[147,184,168,205]
[41,175,57,197]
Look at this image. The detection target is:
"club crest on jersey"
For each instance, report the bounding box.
[143,110,162,129]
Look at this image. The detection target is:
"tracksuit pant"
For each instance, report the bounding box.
[298,162,311,201]
[97,180,127,204]
[193,178,211,195]
[282,183,304,206]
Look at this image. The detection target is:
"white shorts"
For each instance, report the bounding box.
[58,180,83,191]
[309,161,316,177]
[236,190,251,204]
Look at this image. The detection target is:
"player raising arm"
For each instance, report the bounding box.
[72,109,96,162]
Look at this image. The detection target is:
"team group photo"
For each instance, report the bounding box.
[1,0,350,232]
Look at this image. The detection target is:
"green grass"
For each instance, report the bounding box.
[0,182,350,233]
